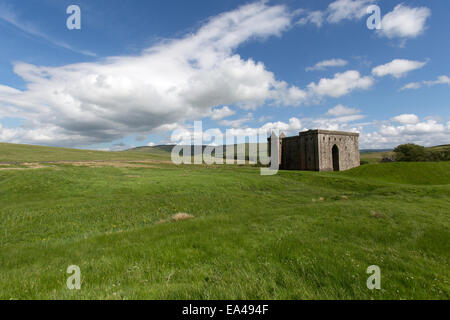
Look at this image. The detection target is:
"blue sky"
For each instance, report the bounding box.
[0,0,449,149]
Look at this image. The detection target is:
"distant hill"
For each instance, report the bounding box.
[130,145,207,155]
[0,142,160,163]
[130,145,176,154]
[130,144,394,155]
[128,143,267,161]
[360,149,392,154]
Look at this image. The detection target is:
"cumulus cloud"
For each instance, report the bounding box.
[327,0,375,23]
[424,75,450,86]
[210,106,235,120]
[168,111,449,151]
[169,117,304,145]
[306,58,348,71]
[300,106,365,133]
[401,75,450,90]
[297,10,324,27]
[391,114,419,125]
[378,4,431,40]
[219,113,253,128]
[0,1,309,147]
[380,119,445,136]
[372,59,427,78]
[307,70,374,98]
[226,117,304,139]
[296,1,431,45]
[400,82,422,91]
[300,109,449,149]
[360,115,450,148]
[0,0,379,148]
[326,104,361,117]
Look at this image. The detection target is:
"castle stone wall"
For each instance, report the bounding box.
[317,130,360,171]
[270,129,360,172]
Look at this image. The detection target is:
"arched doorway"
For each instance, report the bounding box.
[332,145,340,171]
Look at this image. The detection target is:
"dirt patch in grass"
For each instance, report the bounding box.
[158,213,195,224]
[370,211,387,219]
[172,213,194,221]
[0,159,164,170]
[47,159,172,168]
[0,159,171,170]
[64,161,157,168]
[0,163,49,171]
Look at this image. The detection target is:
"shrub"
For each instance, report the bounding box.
[394,144,427,162]
[393,144,450,162]
[381,153,396,163]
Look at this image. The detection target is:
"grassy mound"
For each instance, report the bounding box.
[342,162,450,185]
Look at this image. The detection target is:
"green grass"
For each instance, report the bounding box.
[0,142,170,163]
[0,143,449,299]
[360,151,393,164]
[342,162,450,185]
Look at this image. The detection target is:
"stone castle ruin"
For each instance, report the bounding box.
[269,129,360,172]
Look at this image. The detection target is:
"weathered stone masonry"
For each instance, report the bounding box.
[268,129,360,171]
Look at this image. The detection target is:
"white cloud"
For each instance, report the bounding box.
[0,1,309,147]
[307,70,374,98]
[258,115,272,123]
[164,112,450,150]
[219,113,253,128]
[391,114,419,125]
[372,59,427,78]
[327,0,375,23]
[401,82,422,91]
[309,116,364,132]
[210,106,235,120]
[401,75,450,90]
[297,10,324,27]
[380,120,445,136]
[360,115,450,148]
[300,106,365,133]
[296,1,431,45]
[378,4,431,39]
[306,58,348,71]
[168,117,304,145]
[326,104,361,117]
[229,117,303,137]
[424,75,450,86]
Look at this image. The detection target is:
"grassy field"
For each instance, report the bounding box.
[360,150,393,164]
[0,143,449,299]
[0,142,169,163]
